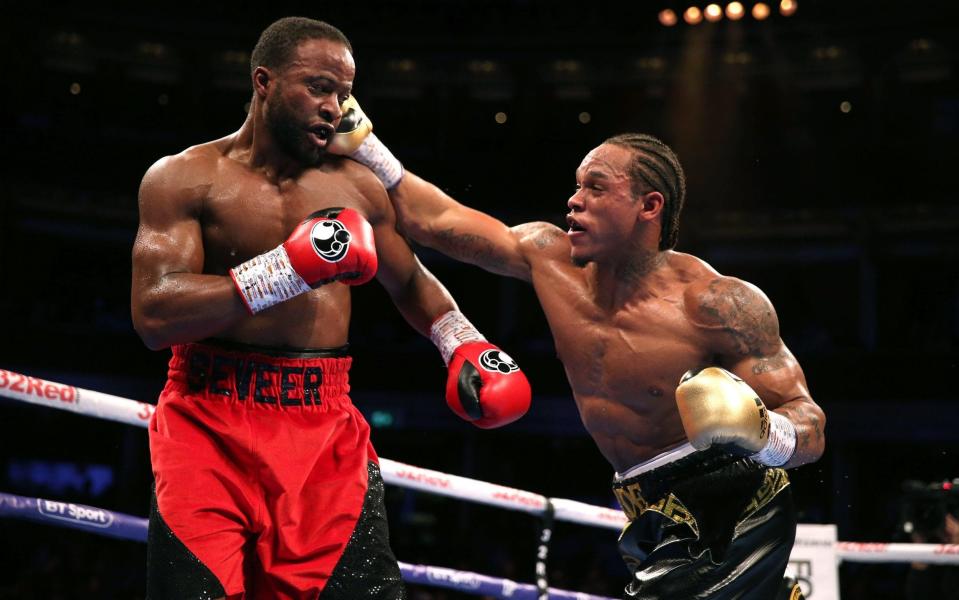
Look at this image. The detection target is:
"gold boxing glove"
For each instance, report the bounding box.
[329,96,374,155]
[330,96,404,189]
[675,367,796,466]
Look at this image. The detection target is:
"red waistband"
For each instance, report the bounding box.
[163,342,352,408]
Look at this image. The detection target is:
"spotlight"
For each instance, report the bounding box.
[840,101,851,114]
[495,112,508,124]
[704,4,723,21]
[684,6,703,24]
[578,112,592,124]
[658,9,678,26]
[752,2,771,19]
[779,0,797,16]
[726,2,745,20]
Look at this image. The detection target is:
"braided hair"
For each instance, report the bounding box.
[604,133,687,250]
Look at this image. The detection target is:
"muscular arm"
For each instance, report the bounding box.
[362,176,457,335]
[388,172,540,281]
[687,277,825,468]
[131,156,248,350]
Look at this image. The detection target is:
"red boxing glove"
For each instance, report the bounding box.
[283,207,377,287]
[446,342,532,429]
[431,311,531,429]
[230,207,377,314]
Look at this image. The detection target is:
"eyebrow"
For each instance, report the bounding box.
[306,75,347,86]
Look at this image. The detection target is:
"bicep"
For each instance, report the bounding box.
[370,216,423,295]
[365,181,445,298]
[691,276,809,408]
[691,276,825,464]
[131,162,205,301]
[370,212,456,335]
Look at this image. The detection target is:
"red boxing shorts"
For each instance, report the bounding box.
[147,340,405,600]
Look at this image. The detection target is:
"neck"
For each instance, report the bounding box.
[589,246,668,309]
[234,101,303,182]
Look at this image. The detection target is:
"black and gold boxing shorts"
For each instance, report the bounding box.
[612,445,799,600]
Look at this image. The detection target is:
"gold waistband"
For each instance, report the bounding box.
[612,467,790,534]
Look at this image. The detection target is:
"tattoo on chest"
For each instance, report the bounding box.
[699,279,779,357]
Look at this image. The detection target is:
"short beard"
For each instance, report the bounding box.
[265,92,322,167]
[571,255,590,268]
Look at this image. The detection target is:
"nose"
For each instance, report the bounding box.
[320,94,342,124]
[567,189,584,212]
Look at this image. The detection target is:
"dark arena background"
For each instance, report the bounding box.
[1,1,958,598]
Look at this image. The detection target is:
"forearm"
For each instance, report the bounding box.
[773,397,826,469]
[383,251,532,430]
[391,173,527,279]
[388,265,458,337]
[389,172,459,245]
[133,273,248,350]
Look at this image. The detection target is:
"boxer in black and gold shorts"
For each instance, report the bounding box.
[613,444,802,600]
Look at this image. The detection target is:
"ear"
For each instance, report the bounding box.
[252,66,273,99]
[636,190,665,223]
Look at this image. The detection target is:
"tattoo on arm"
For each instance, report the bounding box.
[435,228,501,267]
[751,349,790,375]
[698,278,780,357]
[532,227,563,250]
[777,401,824,459]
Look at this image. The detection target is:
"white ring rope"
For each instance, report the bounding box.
[2,367,958,565]
[835,542,959,565]
[0,492,612,600]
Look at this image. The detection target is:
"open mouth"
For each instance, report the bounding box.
[307,123,336,147]
[566,215,586,234]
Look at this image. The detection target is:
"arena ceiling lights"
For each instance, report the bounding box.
[658,1,797,26]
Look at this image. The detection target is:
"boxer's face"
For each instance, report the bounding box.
[263,38,355,166]
[566,144,643,266]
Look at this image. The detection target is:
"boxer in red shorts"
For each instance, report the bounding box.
[131,17,531,599]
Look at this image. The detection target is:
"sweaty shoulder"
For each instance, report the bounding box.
[139,142,220,209]
[335,155,384,193]
[334,156,390,221]
[682,262,781,357]
[512,221,570,262]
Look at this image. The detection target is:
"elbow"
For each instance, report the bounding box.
[134,319,171,352]
[799,402,827,465]
[389,186,435,245]
[782,399,826,469]
[132,303,173,352]
[407,219,436,247]
[393,210,434,248]
[813,406,827,460]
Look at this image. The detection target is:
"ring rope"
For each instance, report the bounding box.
[3,367,959,565]
[0,492,611,600]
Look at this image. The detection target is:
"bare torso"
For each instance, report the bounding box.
[141,135,385,349]
[388,169,822,473]
[527,236,719,472]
